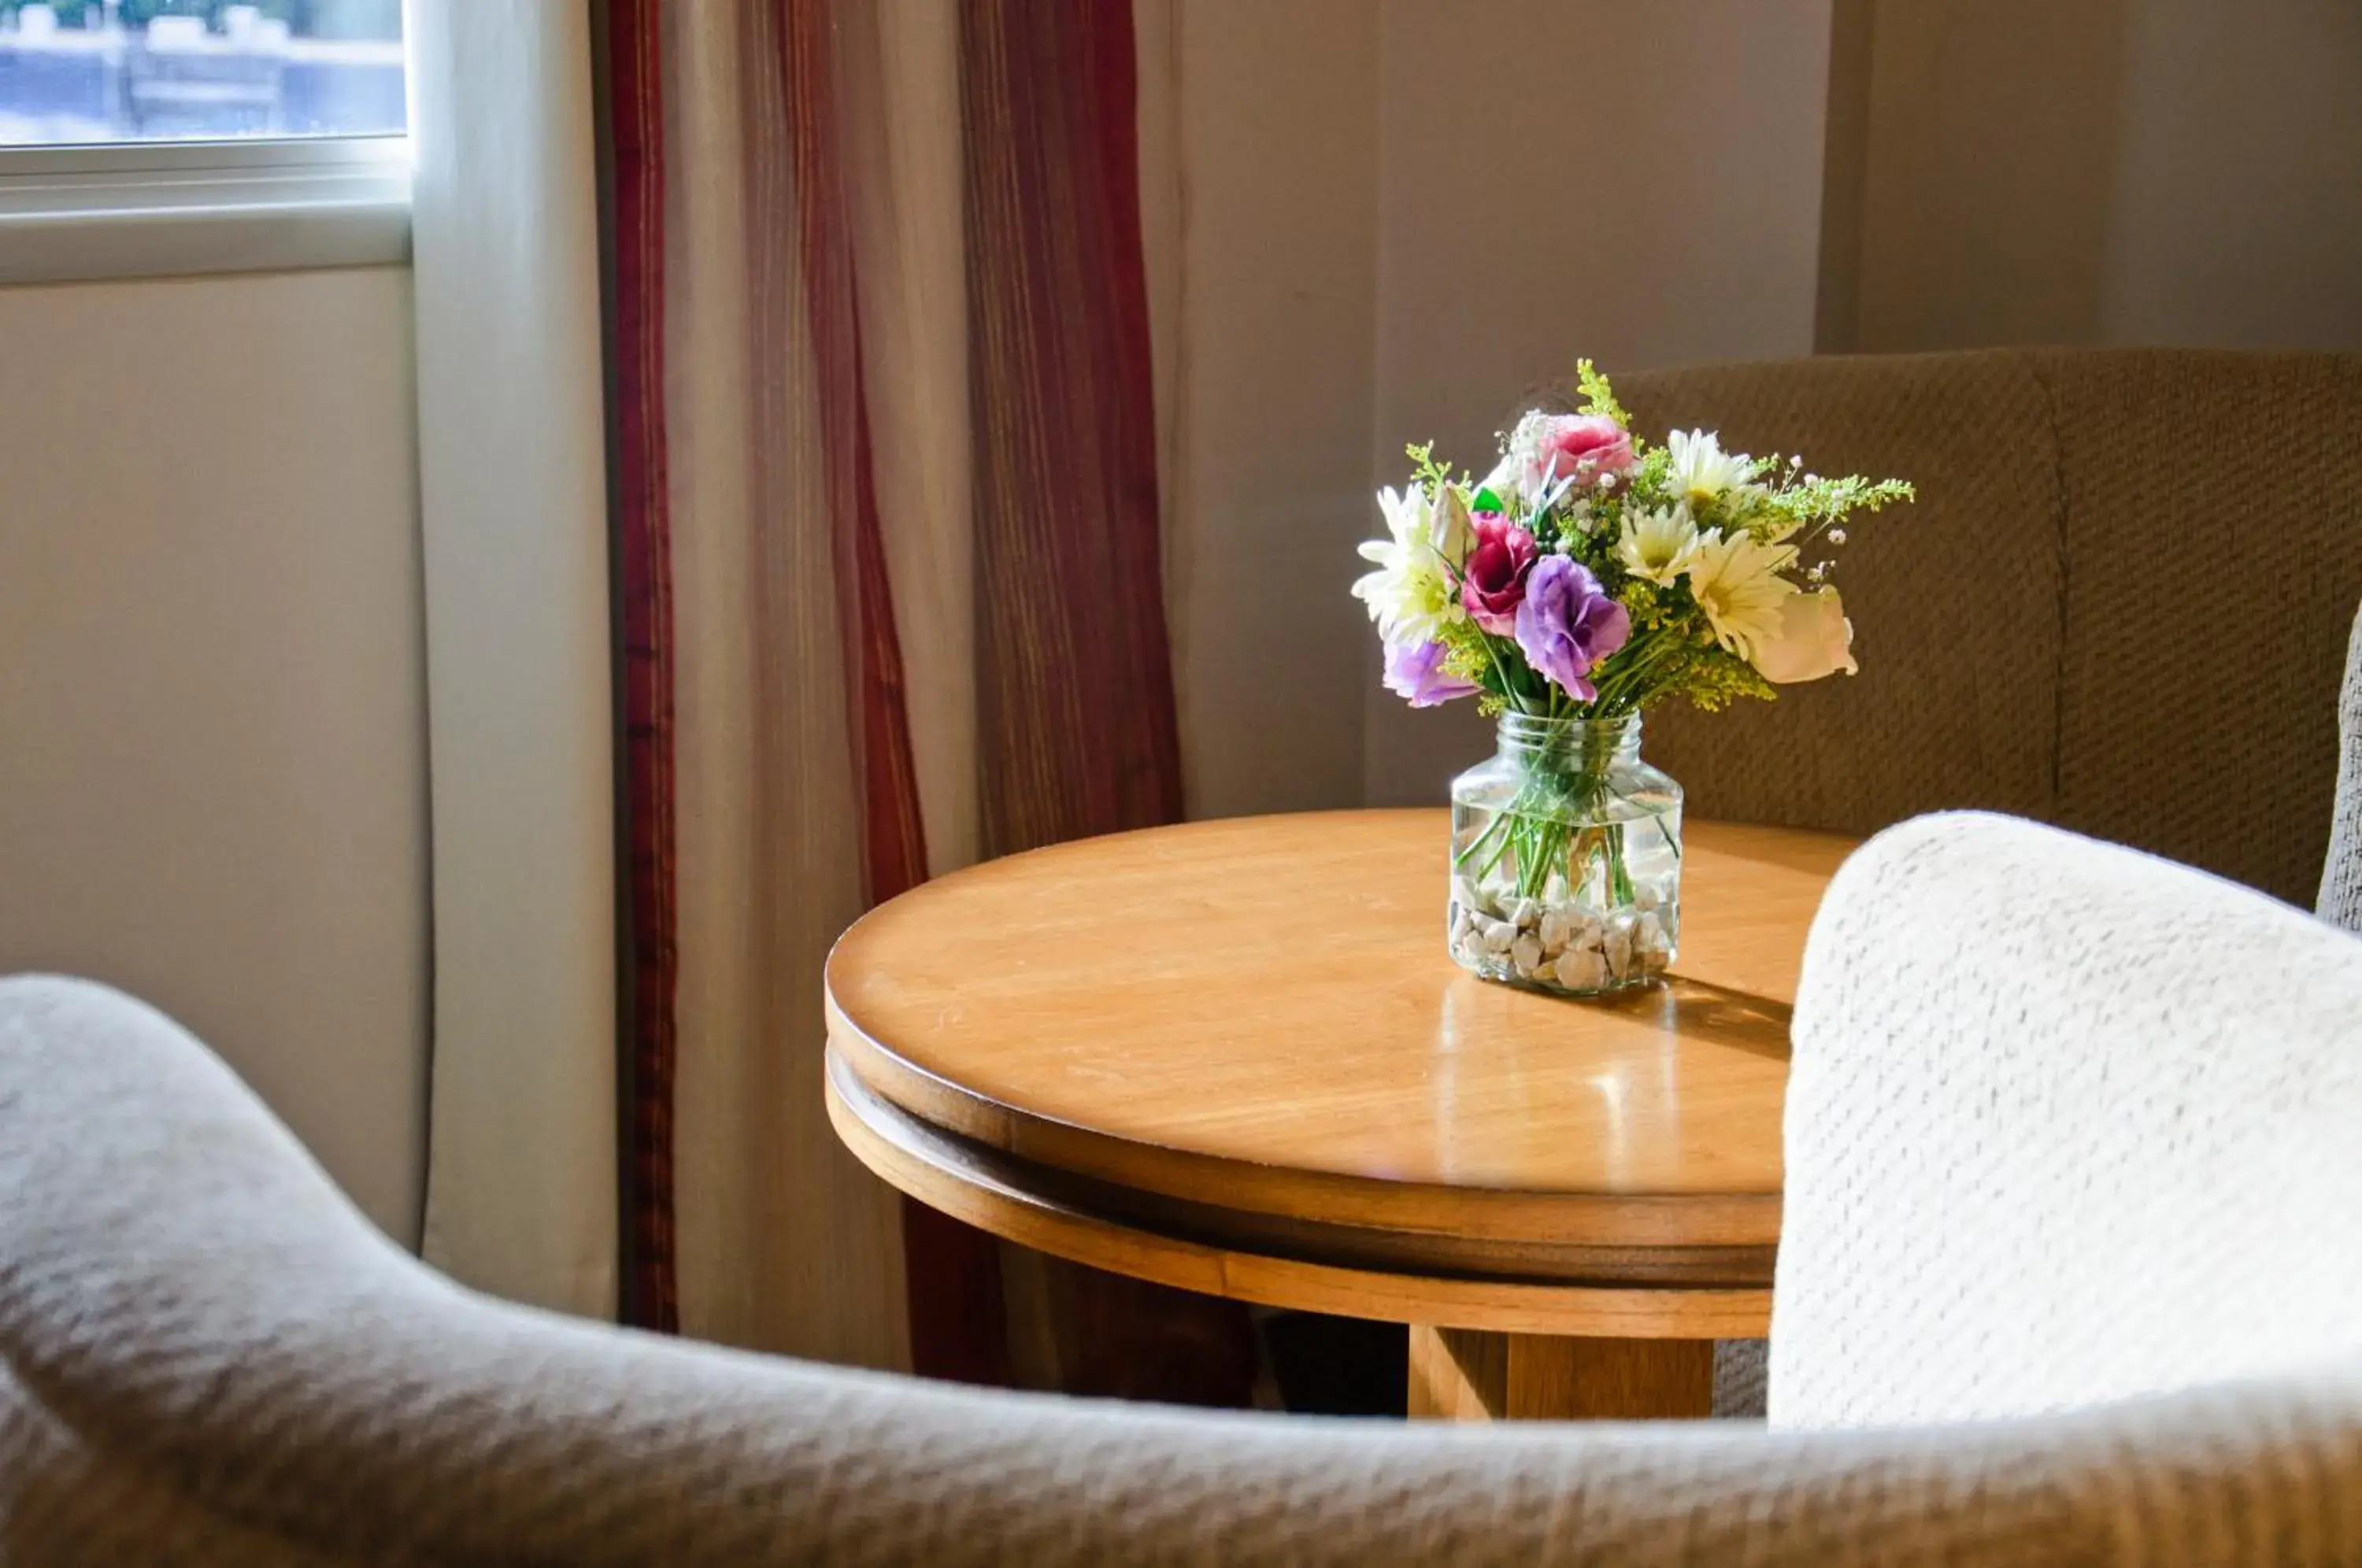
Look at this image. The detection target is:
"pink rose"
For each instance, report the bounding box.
[1531,414,1635,491]
[1459,512,1536,635]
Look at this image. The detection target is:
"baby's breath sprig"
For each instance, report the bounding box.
[1747,471,1916,545]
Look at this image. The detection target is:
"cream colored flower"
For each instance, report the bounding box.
[1666,427,1754,508]
[1433,484,1476,563]
[1752,586,1859,683]
[1353,484,1461,642]
[1684,527,1796,663]
[1612,502,1699,586]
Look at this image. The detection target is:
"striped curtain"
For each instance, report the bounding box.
[598,0,1246,1395]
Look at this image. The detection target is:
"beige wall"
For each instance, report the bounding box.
[1359,0,1834,804]
[2101,0,2362,349]
[1152,0,1383,820]
[1156,1,1835,815]
[0,267,429,1244]
[1831,0,2362,354]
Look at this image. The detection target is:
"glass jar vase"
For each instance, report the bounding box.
[1447,712,1683,997]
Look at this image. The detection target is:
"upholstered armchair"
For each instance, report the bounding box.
[1621,347,2362,908]
[6,788,2361,1562]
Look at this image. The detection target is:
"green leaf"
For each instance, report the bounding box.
[1473,487,1503,514]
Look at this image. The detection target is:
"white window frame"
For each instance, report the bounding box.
[0,96,409,287]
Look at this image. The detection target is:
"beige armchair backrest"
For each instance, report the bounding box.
[1620,349,2362,906]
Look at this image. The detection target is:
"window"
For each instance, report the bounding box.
[0,1,403,146]
[0,1,407,284]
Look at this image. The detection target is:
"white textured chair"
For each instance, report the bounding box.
[2316,605,2362,935]
[1779,812,2362,1430]
[5,807,2362,1563]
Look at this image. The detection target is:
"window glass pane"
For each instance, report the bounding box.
[0,1,403,146]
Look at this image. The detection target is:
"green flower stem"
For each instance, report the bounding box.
[1452,808,1514,875]
[1471,717,1640,909]
[1583,632,1684,714]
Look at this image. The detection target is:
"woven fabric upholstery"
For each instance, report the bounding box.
[1775,813,2362,1429]
[2047,353,2362,894]
[2318,604,2362,930]
[1619,348,2362,906]
[1620,351,2064,836]
[4,975,2362,1565]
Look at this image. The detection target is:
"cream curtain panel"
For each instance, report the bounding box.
[640,0,976,1366]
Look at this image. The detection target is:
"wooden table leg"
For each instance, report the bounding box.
[1406,1326,1714,1420]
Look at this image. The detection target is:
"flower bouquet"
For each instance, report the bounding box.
[1356,362,1912,997]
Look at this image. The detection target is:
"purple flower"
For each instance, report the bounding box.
[1512,555,1631,701]
[1383,638,1480,708]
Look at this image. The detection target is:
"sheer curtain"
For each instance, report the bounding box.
[413,0,621,1325]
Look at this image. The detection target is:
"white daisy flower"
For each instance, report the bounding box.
[1684,527,1797,664]
[1666,428,1755,508]
[1612,502,1700,586]
[1353,484,1461,642]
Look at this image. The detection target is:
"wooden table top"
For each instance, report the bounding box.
[825,809,1856,1336]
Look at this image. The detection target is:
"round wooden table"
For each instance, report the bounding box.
[824,809,1853,1421]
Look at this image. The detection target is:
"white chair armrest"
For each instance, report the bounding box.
[1773,812,2362,1428]
[2318,600,2362,929]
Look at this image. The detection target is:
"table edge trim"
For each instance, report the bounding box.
[825,1001,1784,1249]
[824,1047,1775,1340]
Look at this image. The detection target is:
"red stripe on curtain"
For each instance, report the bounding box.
[964,0,1185,853]
[960,2,1256,1407]
[603,0,679,1336]
[781,0,1013,1388]
[779,2,929,911]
